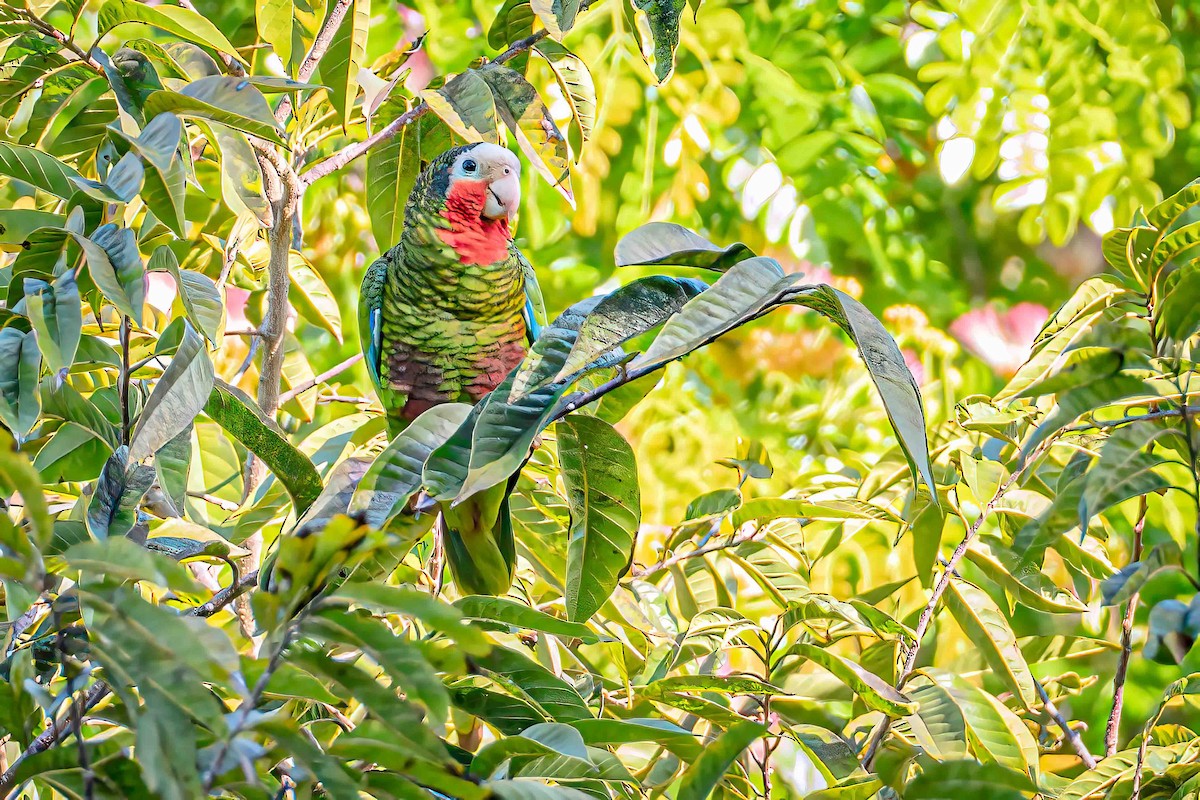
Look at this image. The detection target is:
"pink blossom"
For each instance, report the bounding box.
[949,302,1049,377]
[901,348,925,386]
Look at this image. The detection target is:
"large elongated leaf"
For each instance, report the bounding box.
[420,70,500,144]
[631,0,687,83]
[675,720,766,800]
[0,143,83,199]
[533,40,595,157]
[733,496,902,527]
[97,0,245,64]
[322,0,371,129]
[144,77,285,145]
[479,64,572,203]
[256,0,295,66]
[0,329,41,441]
[91,223,146,326]
[148,246,223,343]
[789,285,936,496]
[965,539,1087,613]
[23,272,81,377]
[129,323,213,461]
[615,222,755,271]
[474,645,592,723]
[530,0,579,38]
[904,760,1035,800]
[779,643,915,716]
[350,403,472,526]
[203,380,323,514]
[557,414,641,622]
[366,109,452,249]
[944,580,1037,708]
[454,595,601,643]
[1100,541,1183,606]
[88,446,155,539]
[553,276,708,381]
[289,251,342,340]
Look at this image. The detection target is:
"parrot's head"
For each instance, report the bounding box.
[409,143,522,264]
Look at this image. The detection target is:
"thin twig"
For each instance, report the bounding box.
[14,8,103,73]
[861,456,1040,766]
[1064,405,1199,433]
[1106,496,1148,756]
[1037,680,1098,770]
[175,0,245,76]
[276,353,364,406]
[631,527,763,578]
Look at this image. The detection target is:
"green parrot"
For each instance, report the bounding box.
[359,142,544,595]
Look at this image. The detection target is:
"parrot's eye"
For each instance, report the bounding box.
[463,159,478,172]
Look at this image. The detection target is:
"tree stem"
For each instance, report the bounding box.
[118,316,131,445]
[1106,496,1148,757]
[1038,679,1098,770]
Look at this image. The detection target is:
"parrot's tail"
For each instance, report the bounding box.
[442,474,519,596]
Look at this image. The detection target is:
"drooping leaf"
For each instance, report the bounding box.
[97,0,246,65]
[203,380,324,514]
[944,579,1037,709]
[904,759,1035,800]
[91,223,146,326]
[366,108,453,249]
[479,64,572,204]
[257,0,295,66]
[322,0,372,129]
[778,643,916,716]
[553,276,708,382]
[129,322,214,461]
[557,414,641,622]
[148,246,224,343]
[87,446,156,539]
[1100,541,1183,606]
[350,403,472,527]
[733,496,902,527]
[530,0,579,38]
[23,272,81,377]
[288,251,343,340]
[533,40,595,157]
[454,595,602,643]
[675,720,766,800]
[631,0,688,83]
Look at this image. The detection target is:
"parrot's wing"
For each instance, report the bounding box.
[359,256,387,394]
[517,250,546,345]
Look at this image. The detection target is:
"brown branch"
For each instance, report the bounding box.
[1106,496,1148,757]
[14,9,103,73]
[276,352,364,406]
[119,316,131,446]
[861,455,1041,767]
[631,527,763,578]
[175,0,246,76]
[1037,680,1098,770]
[0,573,258,796]
[296,13,588,185]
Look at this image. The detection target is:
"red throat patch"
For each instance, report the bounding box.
[437,179,511,265]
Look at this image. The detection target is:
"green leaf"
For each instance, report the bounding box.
[366,109,452,249]
[0,427,52,551]
[631,0,687,83]
[489,0,536,49]
[0,143,83,199]
[1101,541,1183,606]
[568,718,699,758]
[110,112,182,174]
[288,251,342,340]
[0,329,41,441]
[615,222,755,271]
[148,246,223,343]
[638,256,788,366]
[530,0,579,38]
[87,446,156,539]
[964,538,1088,613]
[904,759,1035,800]
[479,64,572,203]
[733,496,902,527]
[139,152,188,236]
[474,645,592,723]
[486,781,595,800]
[257,0,294,66]
[558,414,641,622]
[421,70,500,144]
[144,77,285,146]
[91,223,146,326]
[553,276,708,382]
[454,595,603,643]
[351,403,471,527]
[41,380,120,451]
[471,722,593,779]
[779,642,915,716]
[321,0,371,129]
[790,285,935,497]
[330,582,491,655]
[23,272,81,377]
[533,40,595,157]
[97,0,246,66]
[70,151,145,203]
[944,579,1037,709]
[906,679,969,760]
[1078,422,1176,532]
[203,380,324,513]
[154,424,191,516]
[206,122,270,227]
[129,322,214,462]
[675,720,766,800]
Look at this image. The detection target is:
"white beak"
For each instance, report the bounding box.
[483,171,521,221]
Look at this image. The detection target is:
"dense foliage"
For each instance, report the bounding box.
[2,0,1200,798]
